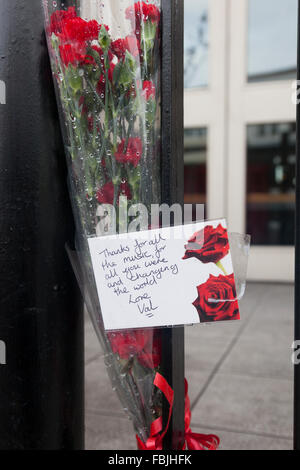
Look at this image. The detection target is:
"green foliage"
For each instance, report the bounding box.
[98,25,111,51]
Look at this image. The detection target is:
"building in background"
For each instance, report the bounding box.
[184,0,297,281]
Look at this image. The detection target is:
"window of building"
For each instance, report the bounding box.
[248,0,297,82]
[184,128,207,214]
[246,123,296,246]
[184,0,209,88]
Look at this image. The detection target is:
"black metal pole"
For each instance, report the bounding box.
[295,0,300,451]
[161,0,185,450]
[0,0,84,449]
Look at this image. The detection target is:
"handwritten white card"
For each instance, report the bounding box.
[88,219,240,330]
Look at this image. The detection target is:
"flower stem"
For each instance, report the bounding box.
[215,260,228,276]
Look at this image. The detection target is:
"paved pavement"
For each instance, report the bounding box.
[85,283,294,450]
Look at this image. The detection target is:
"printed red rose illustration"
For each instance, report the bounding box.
[193,274,240,323]
[183,224,229,265]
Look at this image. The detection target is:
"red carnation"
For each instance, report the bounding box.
[91,45,102,55]
[142,3,161,23]
[193,274,240,323]
[60,17,106,43]
[183,224,230,264]
[96,75,106,97]
[84,19,102,41]
[87,115,94,132]
[108,62,115,81]
[79,54,96,66]
[91,45,113,68]
[111,35,140,60]
[96,181,132,205]
[119,180,132,200]
[142,80,155,100]
[115,138,142,167]
[59,43,86,66]
[125,35,140,57]
[79,95,86,112]
[125,2,160,29]
[111,38,126,60]
[50,7,77,35]
[96,63,115,99]
[96,181,114,204]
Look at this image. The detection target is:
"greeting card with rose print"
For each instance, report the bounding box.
[88,219,240,330]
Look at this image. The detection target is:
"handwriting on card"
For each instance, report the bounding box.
[97,233,179,319]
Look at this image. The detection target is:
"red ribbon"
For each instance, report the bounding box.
[183,378,220,450]
[136,373,173,450]
[136,373,220,451]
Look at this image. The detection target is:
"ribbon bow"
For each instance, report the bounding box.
[136,373,220,451]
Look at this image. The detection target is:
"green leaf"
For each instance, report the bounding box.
[86,46,103,69]
[66,65,82,93]
[118,51,137,89]
[129,166,142,185]
[51,33,59,50]
[113,61,123,84]
[84,63,101,83]
[112,169,121,186]
[98,25,111,51]
[141,21,157,41]
[146,99,156,124]
[124,50,136,74]
[118,67,132,89]
[84,161,95,196]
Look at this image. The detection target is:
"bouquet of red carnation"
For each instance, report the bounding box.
[43,1,162,444]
